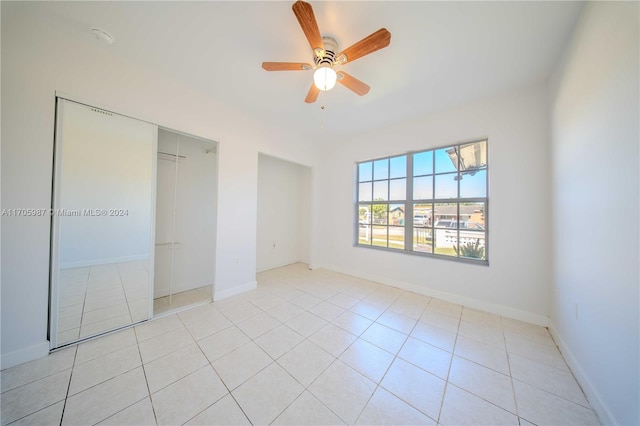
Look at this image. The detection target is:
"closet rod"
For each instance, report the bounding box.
[158,151,186,160]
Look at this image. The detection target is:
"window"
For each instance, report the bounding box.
[356,140,488,262]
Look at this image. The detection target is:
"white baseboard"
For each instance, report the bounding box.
[257,260,307,274]
[548,322,617,426]
[1,340,50,370]
[60,254,148,269]
[321,263,549,327]
[214,281,257,301]
[154,281,212,299]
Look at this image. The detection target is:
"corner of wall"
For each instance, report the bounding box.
[213,280,257,301]
[548,321,618,426]
[1,340,50,370]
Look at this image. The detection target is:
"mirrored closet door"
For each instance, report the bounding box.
[153,129,217,315]
[50,98,157,348]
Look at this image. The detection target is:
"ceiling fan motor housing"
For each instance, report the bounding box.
[314,36,338,67]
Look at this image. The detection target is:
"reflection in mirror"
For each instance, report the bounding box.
[57,260,150,344]
[51,99,156,347]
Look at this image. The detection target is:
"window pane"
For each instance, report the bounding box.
[358,204,371,224]
[435,146,458,174]
[434,231,458,257]
[413,203,432,228]
[434,203,457,228]
[434,173,458,198]
[358,162,373,182]
[459,169,487,198]
[390,156,407,178]
[373,159,389,180]
[459,140,487,171]
[358,220,372,245]
[358,182,372,202]
[373,181,388,201]
[433,202,458,256]
[388,226,404,249]
[457,231,486,260]
[413,176,433,200]
[372,204,388,225]
[413,151,433,176]
[389,178,406,200]
[413,227,432,253]
[389,203,405,226]
[460,201,486,230]
[372,226,387,247]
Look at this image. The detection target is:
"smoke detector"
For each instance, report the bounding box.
[91,28,115,45]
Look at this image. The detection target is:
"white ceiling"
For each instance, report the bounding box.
[19,1,583,139]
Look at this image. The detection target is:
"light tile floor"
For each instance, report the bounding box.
[153,286,213,316]
[1,263,600,425]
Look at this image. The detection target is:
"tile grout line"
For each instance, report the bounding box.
[58,344,78,425]
[116,263,135,336]
[133,325,159,426]
[502,315,524,424]
[436,305,467,425]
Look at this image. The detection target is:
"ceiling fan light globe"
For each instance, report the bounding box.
[313,67,337,91]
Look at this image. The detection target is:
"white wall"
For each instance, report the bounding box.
[316,83,552,324]
[0,4,318,368]
[549,3,639,425]
[257,154,311,272]
[154,129,217,298]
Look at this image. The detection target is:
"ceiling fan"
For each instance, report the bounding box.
[262,1,391,103]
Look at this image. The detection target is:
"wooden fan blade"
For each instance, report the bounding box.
[337,72,370,96]
[305,82,320,103]
[262,62,312,71]
[337,28,391,64]
[292,1,324,52]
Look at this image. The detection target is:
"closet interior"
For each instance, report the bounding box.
[154,128,217,314]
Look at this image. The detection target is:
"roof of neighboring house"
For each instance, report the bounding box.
[414,204,483,216]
